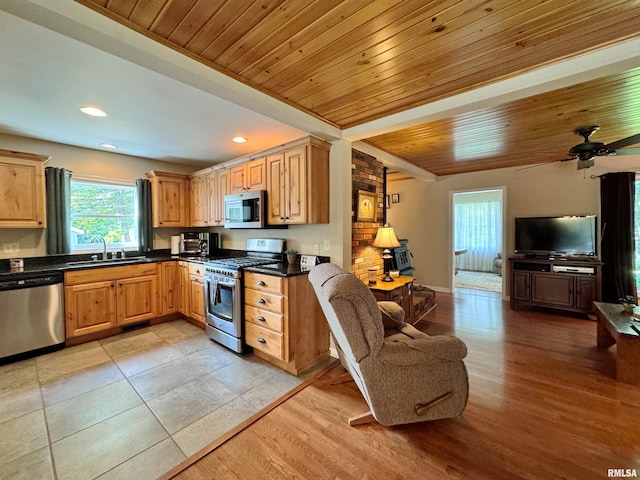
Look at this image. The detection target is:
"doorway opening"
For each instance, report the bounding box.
[452,188,505,295]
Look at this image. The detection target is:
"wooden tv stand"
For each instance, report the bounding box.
[509,256,602,314]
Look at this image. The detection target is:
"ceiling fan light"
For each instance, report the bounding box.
[577,157,595,170]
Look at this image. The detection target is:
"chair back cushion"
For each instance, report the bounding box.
[309,263,384,362]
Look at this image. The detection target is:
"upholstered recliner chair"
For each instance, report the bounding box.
[309,263,469,426]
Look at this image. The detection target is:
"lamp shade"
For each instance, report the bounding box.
[372,226,401,249]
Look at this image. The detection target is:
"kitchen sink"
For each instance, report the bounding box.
[66,256,152,267]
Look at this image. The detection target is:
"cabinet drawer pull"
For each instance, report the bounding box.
[258,280,266,286]
[257,316,266,322]
[258,298,266,304]
[258,337,266,344]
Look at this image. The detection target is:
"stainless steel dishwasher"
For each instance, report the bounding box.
[0,271,65,361]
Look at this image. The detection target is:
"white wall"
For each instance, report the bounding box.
[0,134,353,264]
[387,157,640,293]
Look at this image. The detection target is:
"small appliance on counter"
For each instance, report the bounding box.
[170,235,181,255]
[179,232,219,256]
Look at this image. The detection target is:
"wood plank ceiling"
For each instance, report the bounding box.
[77,0,640,176]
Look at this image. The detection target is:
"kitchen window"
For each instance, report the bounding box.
[69,179,138,252]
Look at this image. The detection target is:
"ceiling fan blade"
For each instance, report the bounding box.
[605,133,640,150]
[613,147,640,156]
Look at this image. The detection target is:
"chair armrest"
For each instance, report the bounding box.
[378,301,405,329]
[380,332,468,366]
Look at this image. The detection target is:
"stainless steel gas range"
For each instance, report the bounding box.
[204,238,285,352]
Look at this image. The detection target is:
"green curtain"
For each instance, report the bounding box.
[136,178,153,252]
[45,167,72,254]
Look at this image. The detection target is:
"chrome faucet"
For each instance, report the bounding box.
[91,235,108,260]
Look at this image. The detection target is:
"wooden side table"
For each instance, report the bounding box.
[594,301,640,384]
[368,276,414,324]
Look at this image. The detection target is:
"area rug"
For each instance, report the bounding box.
[454,270,502,293]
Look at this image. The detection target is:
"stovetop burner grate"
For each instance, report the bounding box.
[207,257,277,268]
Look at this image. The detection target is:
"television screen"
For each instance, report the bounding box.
[515,216,596,257]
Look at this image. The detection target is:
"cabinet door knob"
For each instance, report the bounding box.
[258,280,266,286]
[258,337,266,344]
[257,316,266,322]
[258,298,266,304]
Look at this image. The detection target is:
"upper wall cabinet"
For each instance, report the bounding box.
[146,171,190,227]
[189,168,229,227]
[0,149,48,228]
[209,168,229,227]
[228,157,266,194]
[189,173,208,227]
[266,137,330,225]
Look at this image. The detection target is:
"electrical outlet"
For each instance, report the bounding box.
[2,243,19,253]
[313,244,319,255]
[323,239,330,251]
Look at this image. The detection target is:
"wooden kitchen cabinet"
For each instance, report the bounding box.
[188,262,205,326]
[0,149,48,228]
[64,280,117,337]
[189,168,230,227]
[244,271,330,375]
[146,170,189,227]
[177,261,190,316]
[266,137,330,225]
[228,157,266,194]
[116,275,159,326]
[208,168,229,227]
[189,173,208,227]
[64,263,159,339]
[160,261,179,315]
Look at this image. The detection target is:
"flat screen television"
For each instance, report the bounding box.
[514,215,597,257]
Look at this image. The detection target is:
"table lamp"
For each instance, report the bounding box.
[372,225,401,282]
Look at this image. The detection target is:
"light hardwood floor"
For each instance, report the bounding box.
[166,288,640,480]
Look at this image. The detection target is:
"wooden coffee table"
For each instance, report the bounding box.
[593,301,640,384]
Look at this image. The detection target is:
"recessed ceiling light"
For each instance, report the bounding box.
[80,106,107,117]
[232,136,247,143]
[99,143,117,149]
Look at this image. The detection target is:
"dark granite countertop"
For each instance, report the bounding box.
[0,250,328,279]
[244,262,311,277]
[0,251,206,278]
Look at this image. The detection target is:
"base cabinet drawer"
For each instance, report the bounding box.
[245,322,284,360]
[244,289,284,313]
[245,305,284,332]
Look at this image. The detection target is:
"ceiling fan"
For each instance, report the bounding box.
[564,125,640,170]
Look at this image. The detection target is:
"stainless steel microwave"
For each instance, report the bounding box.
[224,190,265,229]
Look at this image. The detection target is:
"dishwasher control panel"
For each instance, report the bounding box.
[0,271,64,291]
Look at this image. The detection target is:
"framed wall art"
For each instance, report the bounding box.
[356,190,376,222]
[391,194,400,204]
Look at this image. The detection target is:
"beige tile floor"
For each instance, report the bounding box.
[0,319,314,480]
